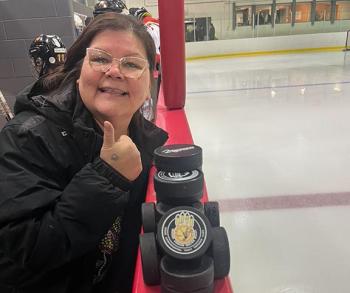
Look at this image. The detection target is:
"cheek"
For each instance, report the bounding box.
[139,73,151,96]
[79,62,99,97]
[140,79,151,102]
[129,75,151,101]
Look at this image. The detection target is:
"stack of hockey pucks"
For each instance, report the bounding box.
[139,144,230,293]
[154,144,204,215]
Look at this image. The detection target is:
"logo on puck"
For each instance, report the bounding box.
[158,170,199,182]
[160,209,208,256]
[162,146,195,154]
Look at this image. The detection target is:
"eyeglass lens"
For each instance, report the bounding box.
[87,48,147,79]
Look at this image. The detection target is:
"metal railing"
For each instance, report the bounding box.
[344,29,350,51]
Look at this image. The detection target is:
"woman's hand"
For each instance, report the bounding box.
[100,121,142,181]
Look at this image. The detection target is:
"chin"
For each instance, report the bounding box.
[99,108,131,121]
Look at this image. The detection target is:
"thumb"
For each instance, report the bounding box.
[102,121,115,148]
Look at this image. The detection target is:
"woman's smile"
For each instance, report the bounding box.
[98,87,129,97]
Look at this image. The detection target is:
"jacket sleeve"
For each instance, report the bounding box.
[0,123,130,272]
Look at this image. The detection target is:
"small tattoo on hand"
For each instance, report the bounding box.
[111,153,119,161]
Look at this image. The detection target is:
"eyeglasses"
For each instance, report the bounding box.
[86,48,149,79]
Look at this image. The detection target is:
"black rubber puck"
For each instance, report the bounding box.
[154,144,202,172]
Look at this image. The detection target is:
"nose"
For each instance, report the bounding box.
[105,59,124,79]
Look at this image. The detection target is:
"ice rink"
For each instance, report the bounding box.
[185,51,350,293]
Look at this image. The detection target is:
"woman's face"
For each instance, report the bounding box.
[78,29,151,124]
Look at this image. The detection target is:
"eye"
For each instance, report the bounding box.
[123,60,142,69]
[91,55,110,64]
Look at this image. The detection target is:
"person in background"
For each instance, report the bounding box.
[129,7,160,59]
[209,22,216,40]
[129,7,161,122]
[195,23,205,41]
[93,0,128,17]
[28,34,67,77]
[0,13,167,293]
[74,13,87,36]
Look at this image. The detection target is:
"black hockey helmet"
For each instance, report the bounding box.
[28,34,66,76]
[129,7,151,20]
[93,0,128,17]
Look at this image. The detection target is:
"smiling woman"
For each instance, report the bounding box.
[78,29,151,132]
[0,13,168,293]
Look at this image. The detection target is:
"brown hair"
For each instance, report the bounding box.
[39,12,156,92]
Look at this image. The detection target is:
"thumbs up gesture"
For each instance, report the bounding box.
[100,121,142,181]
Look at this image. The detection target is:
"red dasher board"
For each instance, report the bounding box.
[132,96,233,293]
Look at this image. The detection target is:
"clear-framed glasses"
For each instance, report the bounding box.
[86,47,149,79]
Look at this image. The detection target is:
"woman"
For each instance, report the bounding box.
[0,13,167,293]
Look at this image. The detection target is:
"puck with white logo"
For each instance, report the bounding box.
[154,170,203,205]
[154,144,202,172]
[157,206,212,260]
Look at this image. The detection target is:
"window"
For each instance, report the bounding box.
[236,6,252,26]
[295,2,311,23]
[275,4,292,24]
[255,5,272,25]
[185,17,214,42]
[336,1,350,20]
[185,19,196,42]
[315,2,331,21]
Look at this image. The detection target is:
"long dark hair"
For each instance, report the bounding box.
[39,13,156,93]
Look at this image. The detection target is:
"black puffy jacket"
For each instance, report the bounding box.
[0,82,168,293]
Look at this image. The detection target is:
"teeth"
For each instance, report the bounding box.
[101,88,127,95]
